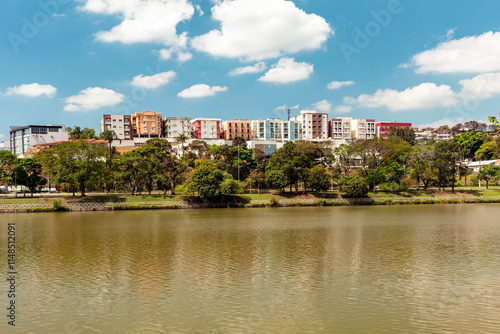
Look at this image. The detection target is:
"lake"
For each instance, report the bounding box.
[1,204,500,333]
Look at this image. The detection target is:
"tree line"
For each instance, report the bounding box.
[1,125,500,200]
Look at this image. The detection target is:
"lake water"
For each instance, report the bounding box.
[1,205,500,333]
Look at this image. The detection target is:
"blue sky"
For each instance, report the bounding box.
[2,0,500,140]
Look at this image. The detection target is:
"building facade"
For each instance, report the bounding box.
[251,118,302,142]
[9,125,68,156]
[190,118,221,139]
[100,114,133,140]
[220,119,252,141]
[375,121,413,139]
[328,117,353,141]
[351,119,376,140]
[131,111,163,138]
[290,110,328,140]
[164,117,192,138]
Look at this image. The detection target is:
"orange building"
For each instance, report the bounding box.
[220,119,252,141]
[131,111,163,138]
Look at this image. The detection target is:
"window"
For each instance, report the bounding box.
[119,119,122,122]
[235,123,238,127]
[49,128,59,132]
[113,126,116,128]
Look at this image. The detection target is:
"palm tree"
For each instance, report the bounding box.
[175,133,189,156]
[99,129,121,157]
[69,126,82,140]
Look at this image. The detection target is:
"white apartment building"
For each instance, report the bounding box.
[329,117,353,141]
[9,125,68,157]
[164,117,192,138]
[100,114,133,140]
[290,110,329,140]
[251,118,302,142]
[351,119,376,139]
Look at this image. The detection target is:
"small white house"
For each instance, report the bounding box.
[467,160,500,173]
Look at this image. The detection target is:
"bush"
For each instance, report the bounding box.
[269,196,279,207]
[338,175,369,198]
[52,200,69,212]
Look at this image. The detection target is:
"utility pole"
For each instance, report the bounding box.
[237,145,240,182]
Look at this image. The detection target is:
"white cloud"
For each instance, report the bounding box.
[81,0,194,47]
[275,104,299,111]
[177,84,228,98]
[229,62,267,76]
[191,0,332,61]
[131,71,176,89]
[458,71,500,99]
[64,87,124,112]
[327,80,355,90]
[410,31,500,74]
[5,83,57,98]
[258,58,313,84]
[0,134,4,139]
[344,83,458,111]
[311,100,332,113]
[334,105,352,114]
[158,47,192,63]
[444,28,456,40]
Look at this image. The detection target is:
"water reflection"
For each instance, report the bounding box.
[1,205,500,333]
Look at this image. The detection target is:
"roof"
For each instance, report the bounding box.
[467,160,500,167]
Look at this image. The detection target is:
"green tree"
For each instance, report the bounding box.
[306,165,330,192]
[181,163,226,201]
[478,165,500,189]
[389,127,416,145]
[475,141,499,160]
[175,133,190,156]
[453,131,488,159]
[69,126,82,140]
[338,175,369,198]
[265,169,289,193]
[81,128,98,139]
[12,159,46,197]
[432,141,463,191]
[0,151,18,187]
[246,169,266,194]
[100,129,121,157]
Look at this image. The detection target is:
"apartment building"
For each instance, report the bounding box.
[290,110,328,140]
[220,119,252,140]
[100,114,133,140]
[375,121,413,139]
[251,118,302,142]
[352,119,376,139]
[164,117,192,138]
[329,117,353,141]
[131,111,163,138]
[190,118,221,139]
[9,124,68,157]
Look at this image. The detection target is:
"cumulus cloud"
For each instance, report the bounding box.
[191,0,332,61]
[327,80,355,90]
[343,83,458,111]
[81,0,194,47]
[177,84,228,98]
[258,58,313,84]
[458,71,500,99]
[5,83,57,97]
[334,105,352,114]
[131,71,176,89]
[275,104,299,111]
[229,62,267,76]
[311,100,332,113]
[158,47,193,63]
[410,31,500,74]
[64,87,124,112]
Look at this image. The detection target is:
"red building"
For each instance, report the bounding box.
[376,122,412,139]
[190,118,221,139]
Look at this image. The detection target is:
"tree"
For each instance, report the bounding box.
[389,127,416,145]
[0,151,18,187]
[432,141,463,191]
[232,136,247,148]
[265,170,289,193]
[488,113,500,133]
[100,129,121,157]
[475,141,499,160]
[338,175,369,198]
[12,159,46,197]
[306,165,330,192]
[181,163,226,201]
[175,133,189,156]
[453,131,488,159]
[81,128,98,139]
[246,169,265,194]
[451,123,463,135]
[408,145,434,190]
[477,165,500,189]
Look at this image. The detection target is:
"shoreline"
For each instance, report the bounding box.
[1,196,500,213]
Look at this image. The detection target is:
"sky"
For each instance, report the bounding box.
[1,0,500,140]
